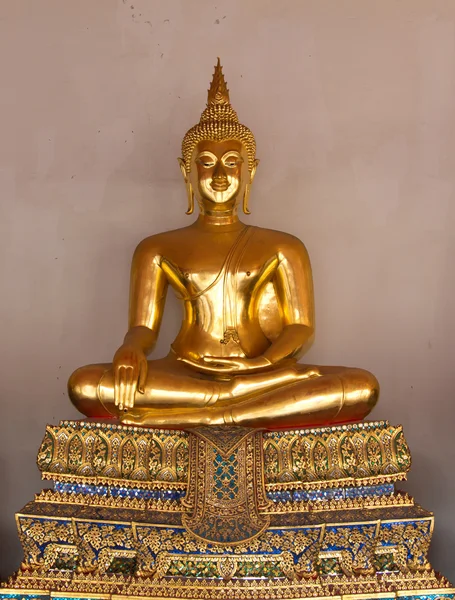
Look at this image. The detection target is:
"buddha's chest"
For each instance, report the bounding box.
[164,255,264,299]
[162,227,279,303]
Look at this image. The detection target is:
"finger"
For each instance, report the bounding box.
[202,357,217,364]
[182,359,214,372]
[202,363,232,372]
[114,367,124,408]
[118,367,127,411]
[114,368,120,407]
[203,357,231,365]
[124,367,136,409]
[138,359,147,394]
[204,357,240,369]
[180,358,200,368]
[203,357,239,370]
[180,357,232,373]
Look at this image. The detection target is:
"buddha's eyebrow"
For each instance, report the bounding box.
[222,151,243,159]
[196,151,217,160]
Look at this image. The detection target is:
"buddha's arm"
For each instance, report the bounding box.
[113,239,168,410]
[126,239,169,353]
[263,323,313,364]
[263,240,315,364]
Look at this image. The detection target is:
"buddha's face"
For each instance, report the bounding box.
[183,139,255,214]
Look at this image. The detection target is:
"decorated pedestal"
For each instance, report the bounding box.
[2,420,454,600]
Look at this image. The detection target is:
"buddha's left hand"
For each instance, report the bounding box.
[180,355,272,374]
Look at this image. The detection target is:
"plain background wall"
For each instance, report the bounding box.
[1,0,454,581]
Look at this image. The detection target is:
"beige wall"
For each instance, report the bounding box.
[1,0,455,581]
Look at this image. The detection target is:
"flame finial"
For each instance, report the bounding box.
[207,58,230,106]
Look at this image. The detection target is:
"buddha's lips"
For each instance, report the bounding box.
[210,179,230,192]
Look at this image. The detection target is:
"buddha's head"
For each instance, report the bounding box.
[179,59,259,216]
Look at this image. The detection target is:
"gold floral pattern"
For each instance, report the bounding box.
[38,422,189,488]
[264,421,412,489]
[37,421,411,494]
[182,427,270,544]
[5,421,452,600]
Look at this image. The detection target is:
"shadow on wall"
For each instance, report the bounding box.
[0,453,27,580]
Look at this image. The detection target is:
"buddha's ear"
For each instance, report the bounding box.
[178,158,188,182]
[178,158,194,215]
[250,159,260,184]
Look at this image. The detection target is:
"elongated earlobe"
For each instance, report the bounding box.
[243,184,251,215]
[185,182,195,215]
[243,159,259,215]
[178,158,194,215]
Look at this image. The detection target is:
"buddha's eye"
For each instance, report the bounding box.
[196,155,216,168]
[222,154,243,168]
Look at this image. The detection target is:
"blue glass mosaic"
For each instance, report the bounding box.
[399,596,455,600]
[54,481,185,502]
[0,595,49,600]
[55,480,394,504]
[267,482,394,503]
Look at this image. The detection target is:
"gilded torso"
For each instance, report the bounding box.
[129,223,314,362]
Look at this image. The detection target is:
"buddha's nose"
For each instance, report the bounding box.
[210,161,229,192]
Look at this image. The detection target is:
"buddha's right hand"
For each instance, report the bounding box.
[112,344,148,411]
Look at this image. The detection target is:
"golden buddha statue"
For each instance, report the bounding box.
[68,60,379,429]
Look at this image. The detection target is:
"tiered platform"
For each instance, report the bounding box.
[1,420,453,600]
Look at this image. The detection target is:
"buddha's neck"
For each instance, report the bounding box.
[197,209,243,229]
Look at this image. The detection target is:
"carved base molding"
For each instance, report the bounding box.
[1,420,454,600]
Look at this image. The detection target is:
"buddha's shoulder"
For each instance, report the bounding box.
[133,225,309,258]
[251,226,309,255]
[133,227,194,255]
